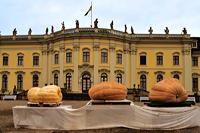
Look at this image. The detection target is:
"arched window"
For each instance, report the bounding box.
[82,72,91,92]
[101,73,108,82]
[17,74,23,90]
[2,74,8,90]
[54,73,58,85]
[116,73,122,83]
[66,73,72,90]
[101,49,108,63]
[157,74,163,82]
[173,74,179,80]
[54,53,59,64]
[32,74,39,87]
[82,48,90,63]
[140,75,146,89]
[66,49,72,63]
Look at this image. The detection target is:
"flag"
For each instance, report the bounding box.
[84,6,92,16]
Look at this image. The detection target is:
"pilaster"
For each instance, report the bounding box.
[109,40,115,81]
[59,43,65,88]
[124,43,130,87]
[93,39,100,85]
[42,48,48,86]
[183,44,192,93]
[130,43,137,87]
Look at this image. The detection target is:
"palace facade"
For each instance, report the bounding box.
[0,26,200,94]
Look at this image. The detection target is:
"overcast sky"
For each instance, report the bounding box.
[0,0,200,36]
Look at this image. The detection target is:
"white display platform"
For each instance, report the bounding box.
[12,100,200,130]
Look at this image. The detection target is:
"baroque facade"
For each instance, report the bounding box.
[0,26,200,94]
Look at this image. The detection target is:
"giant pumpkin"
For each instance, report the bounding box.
[27,85,62,103]
[89,82,127,100]
[149,78,188,103]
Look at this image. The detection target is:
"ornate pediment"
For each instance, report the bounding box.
[15,71,25,75]
[154,71,165,75]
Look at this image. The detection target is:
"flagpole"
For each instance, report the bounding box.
[91,1,93,28]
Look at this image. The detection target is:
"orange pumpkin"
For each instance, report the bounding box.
[89,82,127,100]
[149,78,188,103]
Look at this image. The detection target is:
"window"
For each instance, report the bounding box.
[66,73,72,90]
[18,56,24,66]
[101,50,108,63]
[157,74,163,82]
[54,73,58,85]
[3,56,8,66]
[157,56,163,65]
[192,78,198,92]
[2,74,8,90]
[192,57,198,66]
[173,56,179,65]
[173,74,180,80]
[54,54,59,64]
[140,56,146,65]
[66,50,72,63]
[101,73,108,82]
[116,53,122,64]
[140,75,146,89]
[33,56,39,66]
[32,74,39,87]
[116,73,122,83]
[83,49,90,63]
[17,74,23,90]
[82,72,91,92]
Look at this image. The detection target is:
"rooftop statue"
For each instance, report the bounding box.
[124,24,127,33]
[165,27,169,34]
[94,18,98,28]
[76,20,79,28]
[148,27,153,34]
[61,21,65,30]
[45,27,48,35]
[110,20,113,30]
[131,26,134,34]
[28,28,32,36]
[183,27,187,35]
[51,25,54,33]
[13,28,17,36]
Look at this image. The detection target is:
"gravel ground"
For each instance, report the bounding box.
[0,100,200,133]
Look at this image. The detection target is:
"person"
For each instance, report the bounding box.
[110,20,113,29]
[94,18,98,28]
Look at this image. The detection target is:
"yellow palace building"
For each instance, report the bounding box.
[0,23,200,94]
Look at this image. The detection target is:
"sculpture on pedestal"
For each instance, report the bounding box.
[131,26,134,34]
[183,28,187,35]
[45,27,48,35]
[110,20,113,30]
[28,28,32,36]
[165,27,169,34]
[61,21,65,31]
[13,28,17,36]
[51,25,54,33]
[76,20,79,28]
[124,24,127,33]
[148,27,153,34]
[94,18,98,28]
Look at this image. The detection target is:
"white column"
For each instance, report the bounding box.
[42,50,48,86]
[93,39,99,85]
[73,40,80,92]
[183,44,192,93]
[124,43,130,87]
[131,44,137,87]
[59,45,65,88]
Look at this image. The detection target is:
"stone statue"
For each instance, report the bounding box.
[94,18,98,28]
[131,26,134,34]
[51,25,54,33]
[61,21,65,30]
[13,28,17,36]
[45,27,48,35]
[110,20,113,30]
[124,24,127,33]
[164,27,169,34]
[148,27,153,34]
[76,20,79,28]
[183,27,187,35]
[28,28,32,36]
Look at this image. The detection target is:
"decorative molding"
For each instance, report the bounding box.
[171,71,182,75]
[154,71,165,75]
[63,69,74,73]
[192,73,200,78]
[52,70,60,74]
[15,71,25,75]
[78,64,94,68]
[137,71,149,75]
[0,71,10,75]
[98,69,110,73]
[30,71,41,75]
[114,70,124,74]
